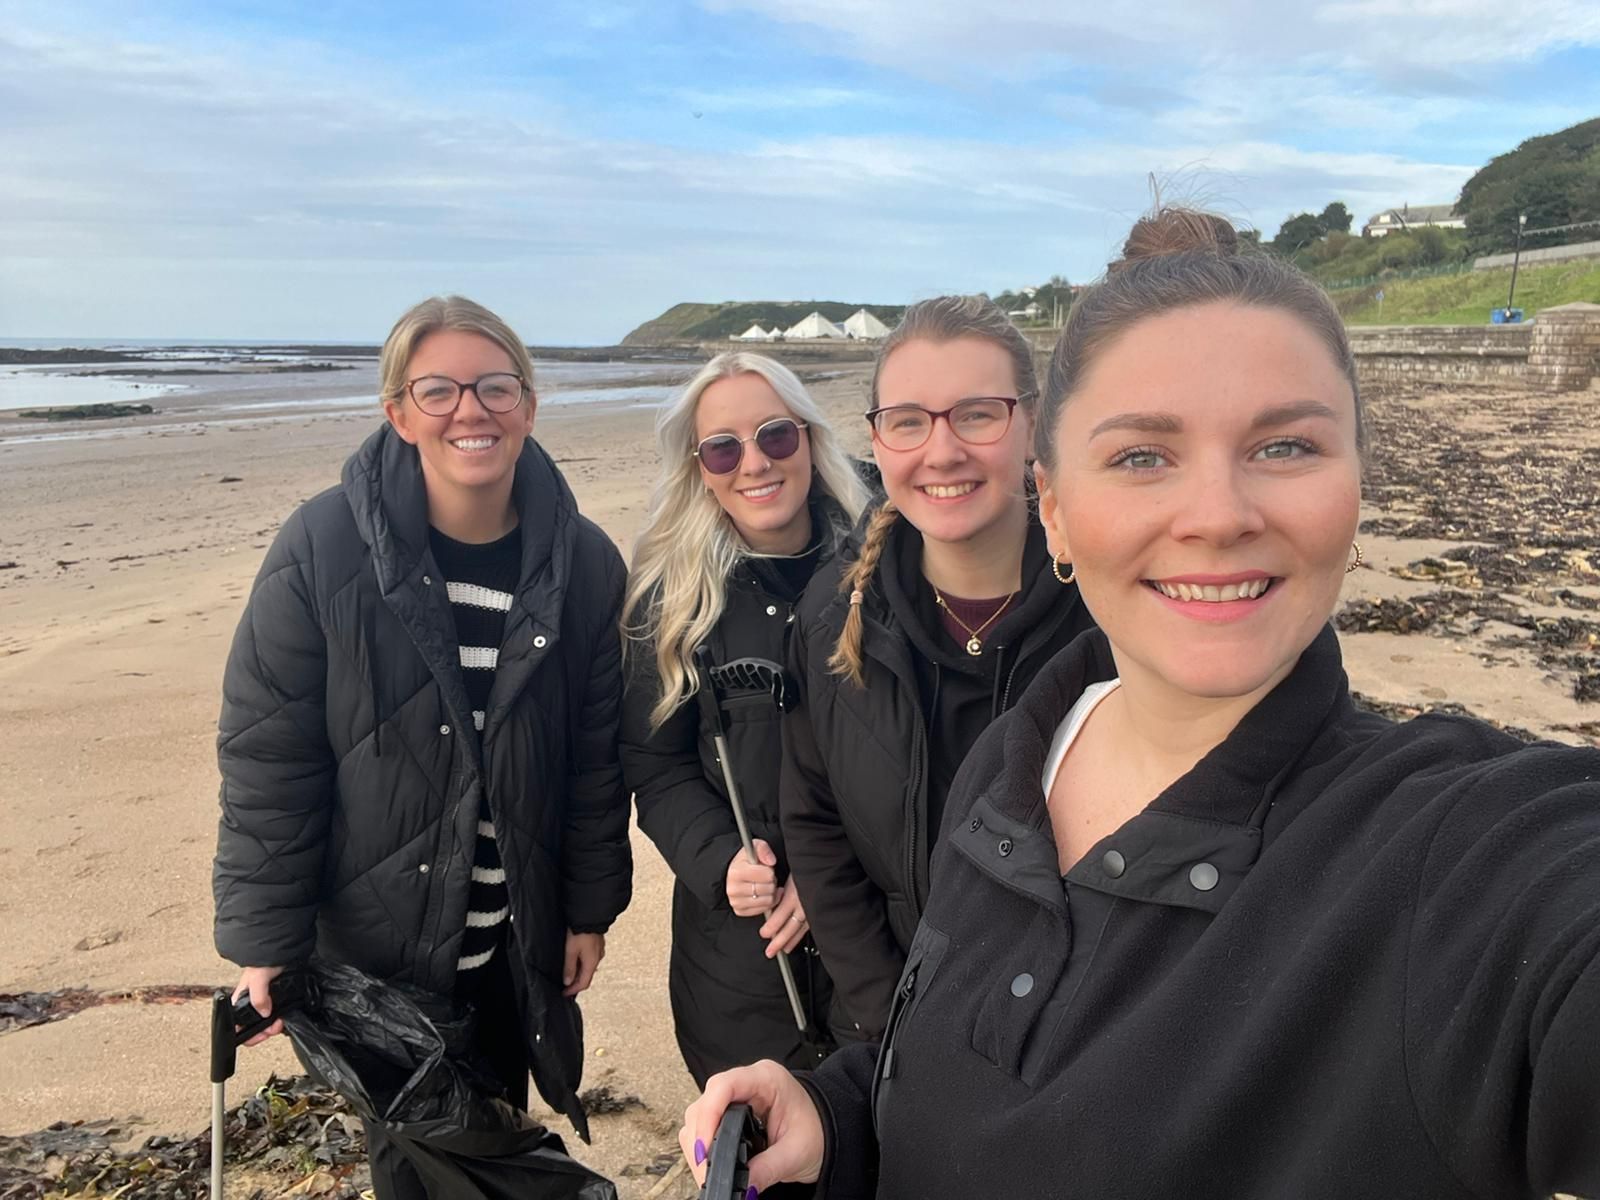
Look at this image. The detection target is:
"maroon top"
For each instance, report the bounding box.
[935,591,1016,650]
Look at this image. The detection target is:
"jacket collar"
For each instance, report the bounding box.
[950,625,1353,915]
[341,422,571,604]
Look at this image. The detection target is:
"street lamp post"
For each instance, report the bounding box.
[1507,211,1527,311]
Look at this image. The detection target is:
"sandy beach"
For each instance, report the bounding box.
[1,357,1596,1198]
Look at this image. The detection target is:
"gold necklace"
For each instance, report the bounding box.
[932,587,1018,656]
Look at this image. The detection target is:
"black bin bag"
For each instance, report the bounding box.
[279,960,617,1200]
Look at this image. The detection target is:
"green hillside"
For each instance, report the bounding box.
[1334,259,1600,325]
[621,300,905,345]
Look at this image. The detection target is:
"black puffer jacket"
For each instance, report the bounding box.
[780,512,1096,1040]
[620,520,846,1084]
[213,424,630,1138]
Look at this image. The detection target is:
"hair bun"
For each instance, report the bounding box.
[1113,207,1239,272]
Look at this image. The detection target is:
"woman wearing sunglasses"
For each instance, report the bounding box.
[780,295,1098,1043]
[214,296,631,1196]
[620,352,869,1085]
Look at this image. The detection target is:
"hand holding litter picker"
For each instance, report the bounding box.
[693,644,807,1031]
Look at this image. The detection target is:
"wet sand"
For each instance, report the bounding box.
[0,366,1594,1198]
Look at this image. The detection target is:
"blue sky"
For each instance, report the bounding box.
[2,0,1596,343]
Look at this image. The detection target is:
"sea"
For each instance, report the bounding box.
[0,341,690,447]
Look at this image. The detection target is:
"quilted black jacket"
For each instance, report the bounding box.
[213,423,629,1137]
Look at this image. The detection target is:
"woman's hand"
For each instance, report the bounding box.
[680,1061,825,1192]
[563,930,605,997]
[758,877,810,958]
[232,965,285,1046]
[726,838,779,917]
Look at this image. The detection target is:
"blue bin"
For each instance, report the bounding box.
[1491,308,1525,324]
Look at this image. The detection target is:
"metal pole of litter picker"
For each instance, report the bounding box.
[209,991,236,1198]
[695,646,808,1031]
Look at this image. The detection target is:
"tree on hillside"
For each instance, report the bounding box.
[1319,202,1353,234]
[1273,212,1327,254]
[1458,117,1600,254]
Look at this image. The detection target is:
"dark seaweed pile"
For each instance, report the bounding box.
[1346,385,1600,709]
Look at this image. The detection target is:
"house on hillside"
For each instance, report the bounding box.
[785,312,847,339]
[1006,302,1044,322]
[1363,203,1465,238]
[843,308,891,340]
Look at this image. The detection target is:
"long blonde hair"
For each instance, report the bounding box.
[624,352,869,731]
[828,295,1039,687]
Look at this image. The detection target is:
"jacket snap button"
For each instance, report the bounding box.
[766,604,778,616]
[1010,972,1034,998]
[1190,862,1220,891]
[418,863,429,874]
[439,724,450,736]
[969,819,981,833]
[997,838,1013,857]
[1101,849,1126,879]
[422,574,431,586]
[533,635,547,648]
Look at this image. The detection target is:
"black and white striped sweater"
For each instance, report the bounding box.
[428,525,519,976]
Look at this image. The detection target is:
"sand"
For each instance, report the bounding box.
[0,365,1594,1198]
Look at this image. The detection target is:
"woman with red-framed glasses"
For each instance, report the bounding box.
[620,351,869,1086]
[779,295,1099,1045]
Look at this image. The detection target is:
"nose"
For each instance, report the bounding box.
[452,383,492,421]
[738,436,772,476]
[920,413,968,468]
[1168,456,1265,546]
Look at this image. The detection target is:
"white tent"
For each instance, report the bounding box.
[765,326,785,340]
[843,308,891,340]
[733,323,770,341]
[785,311,847,339]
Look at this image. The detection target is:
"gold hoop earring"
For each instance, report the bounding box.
[1345,541,1364,574]
[1052,554,1076,586]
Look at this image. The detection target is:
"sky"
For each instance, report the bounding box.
[1,1,1597,344]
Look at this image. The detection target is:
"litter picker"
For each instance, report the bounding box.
[693,644,807,1032]
[209,988,278,1197]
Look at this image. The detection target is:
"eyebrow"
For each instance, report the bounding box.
[1088,400,1340,439]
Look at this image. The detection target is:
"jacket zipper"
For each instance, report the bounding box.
[904,718,927,914]
[878,964,919,1081]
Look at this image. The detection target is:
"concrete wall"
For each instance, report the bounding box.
[1474,238,1600,271]
[1348,324,1532,388]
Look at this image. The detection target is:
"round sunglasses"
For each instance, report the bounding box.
[693,417,808,475]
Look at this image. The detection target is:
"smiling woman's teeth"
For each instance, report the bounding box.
[1151,579,1272,602]
[742,482,781,499]
[451,437,497,451]
[922,482,977,498]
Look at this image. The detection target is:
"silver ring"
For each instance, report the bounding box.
[751,885,758,900]
[789,915,801,925]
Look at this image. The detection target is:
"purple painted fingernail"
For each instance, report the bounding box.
[746,1187,759,1200]
[693,1139,706,1166]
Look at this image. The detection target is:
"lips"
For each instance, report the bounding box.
[739,481,783,501]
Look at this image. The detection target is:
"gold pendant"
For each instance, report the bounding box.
[965,635,983,656]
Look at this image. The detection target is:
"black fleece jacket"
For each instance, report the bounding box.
[803,625,1600,1199]
[781,511,1095,1040]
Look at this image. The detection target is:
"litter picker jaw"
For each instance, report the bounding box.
[693,645,809,1033]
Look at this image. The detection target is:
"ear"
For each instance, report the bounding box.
[383,398,419,445]
[521,389,538,438]
[1033,461,1071,563]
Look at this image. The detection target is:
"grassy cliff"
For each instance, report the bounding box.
[621,300,905,345]
[1334,259,1600,324]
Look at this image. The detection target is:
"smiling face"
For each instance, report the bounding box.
[872,336,1033,547]
[382,328,534,503]
[1036,301,1362,703]
[695,371,814,554]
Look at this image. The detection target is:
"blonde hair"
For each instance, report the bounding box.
[624,352,869,731]
[828,296,1037,687]
[378,296,537,406]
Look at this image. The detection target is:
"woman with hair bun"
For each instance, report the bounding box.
[679,213,1600,1198]
[619,352,868,1085]
[781,295,1096,1043]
